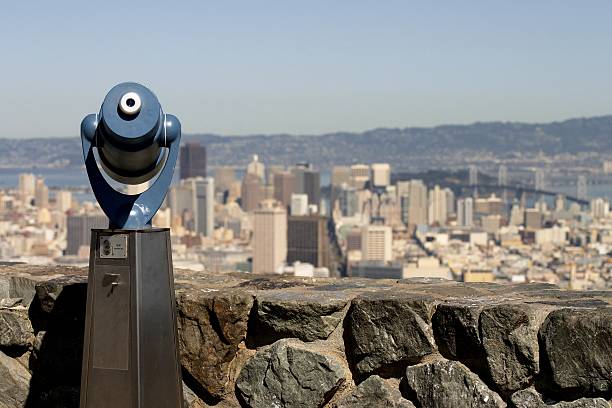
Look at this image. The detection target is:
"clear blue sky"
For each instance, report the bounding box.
[2,1,612,138]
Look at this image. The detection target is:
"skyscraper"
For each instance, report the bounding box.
[292,165,320,209]
[361,225,392,262]
[498,165,508,186]
[407,180,428,226]
[252,201,287,274]
[371,163,391,188]
[34,177,49,208]
[66,212,108,255]
[287,215,330,268]
[338,183,358,217]
[190,177,215,237]
[241,173,265,212]
[457,197,474,227]
[180,142,207,180]
[428,185,447,226]
[535,169,546,191]
[247,155,266,181]
[56,190,73,213]
[577,175,587,200]
[214,167,235,192]
[290,193,309,216]
[18,173,35,205]
[350,164,370,189]
[469,165,478,186]
[273,171,296,208]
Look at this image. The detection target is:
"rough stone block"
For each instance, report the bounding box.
[480,304,546,395]
[236,339,346,408]
[404,359,506,408]
[0,350,31,408]
[344,294,437,379]
[539,307,612,396]
[334,375,414,408]
[177,290,254,400]
[250,290,349,346]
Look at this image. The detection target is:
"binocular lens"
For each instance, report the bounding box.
[119,92,142,116]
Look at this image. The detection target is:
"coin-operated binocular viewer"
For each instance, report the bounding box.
[79,83,183,407]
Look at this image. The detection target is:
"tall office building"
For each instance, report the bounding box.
[535,169,546,191]
[457,197,474,227]
[241,173,265,212]
[292,165,320,209]
[56,190,73,213]
[406,180,428,226]
[371,163,391,188]
[338,183,358,217]
[428,185,447,225]
[291,193,309,216]
[331,166,351,208]
[180,142,207,180]
[66,212,108,255]
[469,165,478,186]
[169,179,194,226]
[34,177,49,208]
[252,201,287,274]
[247,155,266,181]
[361,225,392,262]
[350,164,370,189]
[190,177,214,237]
[331,166,350,187]
[18,173,36,205]
[498,165,508,186]
[287,215,330,268]
[577,175,588,200]
[273,171,296,208]
[214,167,235,192]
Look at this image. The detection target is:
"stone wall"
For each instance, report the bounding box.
[0,265,610,408]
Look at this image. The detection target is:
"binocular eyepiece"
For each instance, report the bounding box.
[95,82,173,185]
[81,82,181,229]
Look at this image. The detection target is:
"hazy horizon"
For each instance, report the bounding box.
[2,1,612,138]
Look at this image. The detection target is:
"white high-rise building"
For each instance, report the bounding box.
[469,165,478,186]
[56,190,73,213]
[253,201,287,274]
[34,177,49,208]
[350,164,370,189]
[371,163,391,188]
[457,197,474,227]
[577,175,588,200]
[428,185,447,225]
[290,193,309,216]
[590,198,609,219]
[191,177,215,237]
[498,165,508,186]
[18,173,36,205]
[361,225,392,262]
[535,169,546,191]
[407,180,428,226]
[247,154,266,181]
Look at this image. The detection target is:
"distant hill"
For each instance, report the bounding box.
[2,115,612,171]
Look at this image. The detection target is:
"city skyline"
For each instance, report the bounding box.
[3,1,612,138]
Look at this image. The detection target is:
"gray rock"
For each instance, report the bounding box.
[334,375,414,408]
[539,308,612,395]
[236,339,346,408]
[344,295,436,378]
[480,304,543,395]
[404,360,505,408]
[0,350,31,408]
[177,290,253,399]
[0,299,22,308]
[432,302,484,367]
[0,308,33,349]
[510,388,610,407]
[183,382,208,408]
[252,291,349,345]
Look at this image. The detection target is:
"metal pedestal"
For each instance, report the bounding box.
[80,228,183,408]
